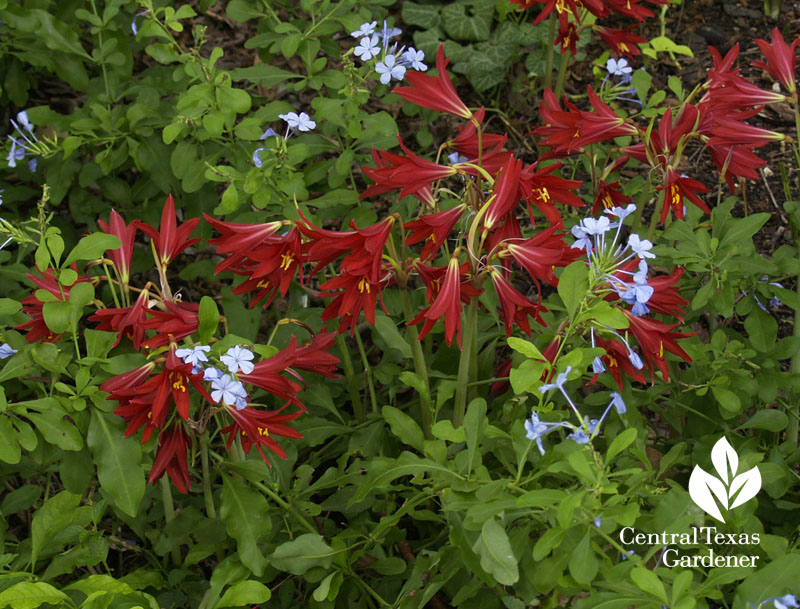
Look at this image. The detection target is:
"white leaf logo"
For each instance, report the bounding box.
[688,437,761,523]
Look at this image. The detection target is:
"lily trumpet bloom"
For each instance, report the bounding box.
[393,44,472,119]
[221,406,303,465]
[490,269,546,337]
[147,424,192,493]
[412,257,471,347]
[754,28,800,93]
[137,194,201,267]
[98,209,137,284]
[404,204,466,261]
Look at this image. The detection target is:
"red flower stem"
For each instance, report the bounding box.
[401,289,434,440]
[337,334,364,422]
[159,477,182,566]
[453,298,478,428]
[544,13,556,91]
[354,329,378,414]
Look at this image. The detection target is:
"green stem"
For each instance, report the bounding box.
[554,51,572,100]
[453,299,478,428]
[789,97,800,446]
[647,194,664,242]
[249,480,318,536]
[160,477,182,566]
[401,289,434,440]
[337,334,364,422]
[354,329,378,414]
[200,433,216,519]
[544,13,557,91]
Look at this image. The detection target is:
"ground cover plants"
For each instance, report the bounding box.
[1,0,800,607]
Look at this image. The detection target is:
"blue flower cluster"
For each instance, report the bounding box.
[350,20,427,84]
[748,595,799,609]
[525,366,627,455]
[6,111,40,172]
[253,110,316,168]
[175,344,255,410]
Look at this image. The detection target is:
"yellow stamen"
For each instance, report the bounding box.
[536,187,551,203]
[258,427,270,437]
[607,355,618,368]
[257,279,270,288]
[619,42,630,53]
[358,278,371,294]
[280,252,294,271]
[602,194,614,209]
[169,371,186,392]
[659,341,664,358]
[670,185,681,206]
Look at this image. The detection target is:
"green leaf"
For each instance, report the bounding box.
[42,301,71,335]
[31,491,81,566]
[87,410,145,517]
[373,312,412,358]
[711,385,741,413]
[269,534,337,575]
[220,475,271,575]
[464,398,487,475]
[198,296,220,343]
[63,232,121,266]
[226,0,264,21]
[585,300,629,329]
[431,420,465,443]
[558,261,589,319]
[733,553,800,609]
[648,35,694,57]
[402,2,442,28]
[382,406,425,452]
[0,416,22,464]
[568,532,598,584]
[507,337,545,360]
[442,0,494,41]
[349,452,460,504]
[217,581,272,608]
[606,427,637,462]
[216,85,251,114]
[744,307,777,352]
[26,411,83,451]
[0,298,22,315]
[398,371,431,405]
[631,566,668,602]
[475,518,518,585]
[509,359,546,395]
[739,409,788,432]
[0,582,69,609]
[632,70,652,104]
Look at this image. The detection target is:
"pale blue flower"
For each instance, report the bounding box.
[594,517,602,528]
[571,224,592,250]
[280,111,316,132]
[525,411,571,455]
[569,429,590,444]
[403,47,427,71]
[0,343,18,359]
[628,350,644,370]
[221,345,255,375]
[592,356,606,374]
[253,148,267,168]
[632,259,648,285]
[260,127,277,140]
[379,20,402,51]
[376,54,406,84]
[628,234,655,259]
[610,392,626,414]
[539,366,572,393]
[607,203,637,219]
[581,216,615,236]
[351,21,377,38]
[448,152,469,164]
[203,367,222,382]
[607,57,632,77]
[175,345,210,372]
[16,111,33,133]
[131,9,149,35]
[211,374,247,406]
[774,595,799,609]
[354,34,380,61]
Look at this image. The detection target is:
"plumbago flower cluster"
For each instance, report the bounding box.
[350,19,427,84]
[13,195,339,492]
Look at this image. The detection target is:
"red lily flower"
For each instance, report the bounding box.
[411,257,480,347]
[141,300,200,350]
[204,215,283,270]
[394,45,472,119]
[625,312,695,382]
[89,289,152,349]
[592,181,631,214]
[523,0,579,24]
[647,267,689,321]
[484,156,524,231]
[221,406,303,465]
[706,120,785,149]
[137,195,202,267]
[360,137,457,201]
[707,145,765,189]
[147,424,192,493]
[490,269,546,337]
[501,225,579,292]
[489,357,513,395]
[98,209,137,284]
[404,204,466,261]
[602,0,654,20]
[555,17,578,56]
[520,162,584,227]
[447,108,507,158]
[16,267,90,343]
[659,170,710,223]
[359,147,436,206]
[754,28,800,93]
[594,26,646,57]
[292,330,340,378]
[705,44,788,107]
[319,268,391,335]
[240,345,305,409]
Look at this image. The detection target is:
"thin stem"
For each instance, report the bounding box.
[200,433,216,519]
[789,96,800,446]
[554,51,572,100]
[647,194,664,242]
[337,334,364,421]
[354,329,378,414]
[544,13,556,91]
[159,477,182,566]
[401,289,434,439]
[453,299,478,427]
[249,480,318,536]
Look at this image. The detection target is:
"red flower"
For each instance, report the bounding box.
[16,267,90,343]
[555,17,578,56]
[659,170,710,223]
[240,344,304,409]
[594,26,646,57]
[98,209,137,284]
[501,225,579,292]
[705,44,788,107]
[140,300,199,350]
[359,147,435,206]
[292,330,340,378]
[754,28,800,93]
[490,269,546,337]
[137,195,201,267]
[411,257,477,347]
[625,312,695,382]
[706,119,785,149]
[590,335,646,389]
[205,215,283,270]
[592,181,631,214]
[89,289,152,349]
[393,45,472,119]
[319,268,391,335]
[484,156,523,231]
[221,406,303,465]
[147,424,192,493]
[447,108,507,158]
[646,267,689,321]
[404,204,466,261]
[360,137,457,201]
[520,162,584,227]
